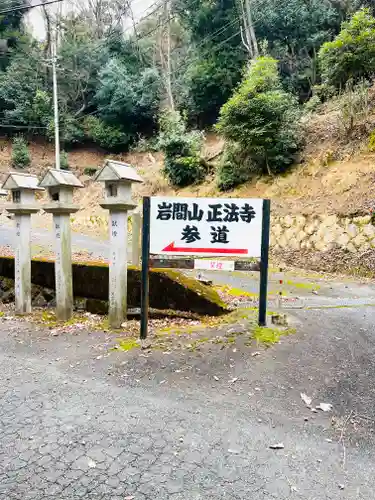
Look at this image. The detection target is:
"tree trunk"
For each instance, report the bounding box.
[41,2,51,82]
[264,149,273,177]
[159,0,175,110]
[238,0,258,59]
[166,0,175,110]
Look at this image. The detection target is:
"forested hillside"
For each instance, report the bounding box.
[2,0,375,192]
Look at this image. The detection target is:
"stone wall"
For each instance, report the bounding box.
[271,214,375,254]
[0,257,228,316]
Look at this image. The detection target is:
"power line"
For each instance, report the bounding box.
[0,123,47,128]
[136,14,241,60]
[171,28,242,76]
[136,14,176,42]
[0,0,64,15]
[136,0,165,24]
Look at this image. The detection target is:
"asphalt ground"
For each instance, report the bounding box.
[1,288,375,499]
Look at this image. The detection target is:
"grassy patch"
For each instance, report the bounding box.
[155,307,257,338]
[0,311,4,318]
[117,338,139,351]
[253,326,296,347]
[187,337,211,351]
[157,324,200,336]
[285,280,320,291]
[160,269,228,310]
[214,285,258,298]
[96,318,124,333]
[31,311,89,328]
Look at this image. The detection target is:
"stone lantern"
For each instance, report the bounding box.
[2,173,44,314]
[95,160,143,328]
[39,169,84,321]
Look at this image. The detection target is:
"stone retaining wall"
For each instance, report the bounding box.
[271,214,375,254]
[0,257,228,316]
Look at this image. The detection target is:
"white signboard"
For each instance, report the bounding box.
[150,197,263,257]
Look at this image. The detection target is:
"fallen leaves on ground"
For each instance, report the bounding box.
[215,285,257,307]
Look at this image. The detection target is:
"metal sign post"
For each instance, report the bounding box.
[258,199,271,326]
[140,197,151,340]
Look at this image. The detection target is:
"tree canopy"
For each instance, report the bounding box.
[217,56,300,183]
[0,0,373,159]
[319,8,375,89]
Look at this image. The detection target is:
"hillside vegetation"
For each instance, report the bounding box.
[1,0,375,218]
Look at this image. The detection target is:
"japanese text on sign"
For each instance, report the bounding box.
[150,197,263,257]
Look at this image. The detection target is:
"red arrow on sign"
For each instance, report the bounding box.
[162,241,249,255]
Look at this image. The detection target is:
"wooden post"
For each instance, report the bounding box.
[109,210,128,328]
[131,212,141,267]
[54,214,74,321]
[14,214,32,314]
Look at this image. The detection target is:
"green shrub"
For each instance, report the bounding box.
[60,151,70,170]
[11,136,31,168]
[84,116,130,151]
[303,95,321,114]
[319,9,375,90]
[157,110,206,187]
[60,115,85,145]
[32,90,52,126]
[83,167,98,176]
[182,57,244,127]
[164,155,208,188]
[47,114,85,146]
[336,79,369,136]
[313,84,336,102]
[130,136,159,153]
[217,144,256,191]
[368,130,375,152]
[216,56,300,177]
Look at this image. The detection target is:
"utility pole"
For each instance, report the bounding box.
[51,29,60,170]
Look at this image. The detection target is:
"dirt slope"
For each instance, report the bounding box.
[1,120,375,240]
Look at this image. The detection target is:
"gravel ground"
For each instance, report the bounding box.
[1,296,375,499]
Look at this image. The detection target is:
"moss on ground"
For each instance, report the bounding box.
[253,326,296,347]
[285,280,320,291]
[116,338,139,351]
[160,269,228,310]
[97,318,120,332]
[31,310,89,328]
[214,284,258,298]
